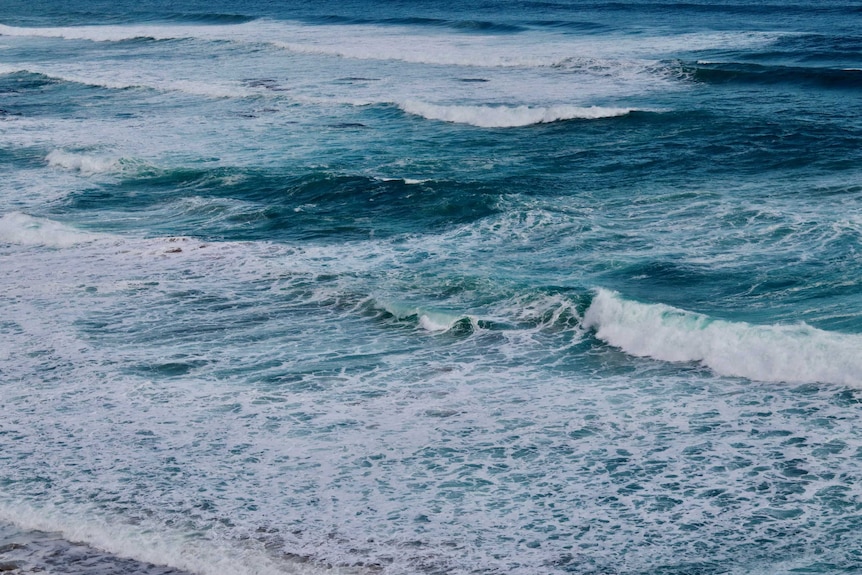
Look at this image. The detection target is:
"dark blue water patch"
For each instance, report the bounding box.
[58,168,500,242]
[300,13,527,33]
[572,106,862,180]
[756,33,862,66]
[0,70,59,92]
[0,70,155,119]
[0,0,261,26]
[516,1,860,33]
[3,0,859,32]
[686,62,862,90]
[155,12,256,24]
[526,19,611,32]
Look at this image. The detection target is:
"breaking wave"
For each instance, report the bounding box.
[398,101,638,127]
[0,212,103,247]
[584,288,862,386]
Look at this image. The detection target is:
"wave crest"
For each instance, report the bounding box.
[0,212,102,247]
[399,101,636,127]
[584,288,862,386]
[46,150,120,175]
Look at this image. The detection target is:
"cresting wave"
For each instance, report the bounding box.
[398,101,637,127]
[373,299,480,333]
[46,150,120,175]
[0,212,103,247]
[584,288,862,386]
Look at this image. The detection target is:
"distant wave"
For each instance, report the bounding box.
[399,101,637,127]
[0,23,176,42]
[304,14,528,34]
[159,13,257,24]
[584,289,862,386]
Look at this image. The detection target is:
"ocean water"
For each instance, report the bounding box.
[1,1,862,573]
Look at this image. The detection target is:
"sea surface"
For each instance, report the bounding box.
[1,1,862,574]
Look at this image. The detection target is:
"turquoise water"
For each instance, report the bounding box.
[1,1,862,574]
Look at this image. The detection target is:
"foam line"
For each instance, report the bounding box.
[398,101,636,127]
[583,288,862,386]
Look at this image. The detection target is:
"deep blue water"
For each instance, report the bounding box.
[1,1,862,574]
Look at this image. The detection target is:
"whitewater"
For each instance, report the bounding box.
[2,1,862,574]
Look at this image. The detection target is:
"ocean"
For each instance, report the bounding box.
[1,1,861,573]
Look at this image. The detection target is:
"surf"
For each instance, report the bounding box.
[398,101,639,127]
[584,288,862,386]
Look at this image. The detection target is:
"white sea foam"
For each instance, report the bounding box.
[0,22,227,42]
[5,62,252,98]
[0,22,784,67]
[0,212,102,247]
[377,300,478,332]
[399,101,636,127]
[378,177,429,185]
[46,149,120,175]
[584,288,862,386]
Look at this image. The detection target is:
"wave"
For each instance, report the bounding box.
[584,289,862,386]
[365,289,586,341]
[0,22,247,43]
[0,65,252,99]
[374,300,480,334]
[0,212,103,247]
[686,61,862,90]
[158,13,257,25]
[46,150,120,175]
[60,168,499,242]
[398,101,638,127]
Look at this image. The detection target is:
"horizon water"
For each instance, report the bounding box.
[2,1,862,574]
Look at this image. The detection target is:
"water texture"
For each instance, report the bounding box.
[1,1,861,574]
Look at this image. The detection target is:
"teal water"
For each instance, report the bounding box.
[1,2,862,574]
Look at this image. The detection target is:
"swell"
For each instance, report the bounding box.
[685,61,862,90]
[156,13,257,24]
[303,14,527,33]
[755,33,862,65]
[59,168,500,241]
